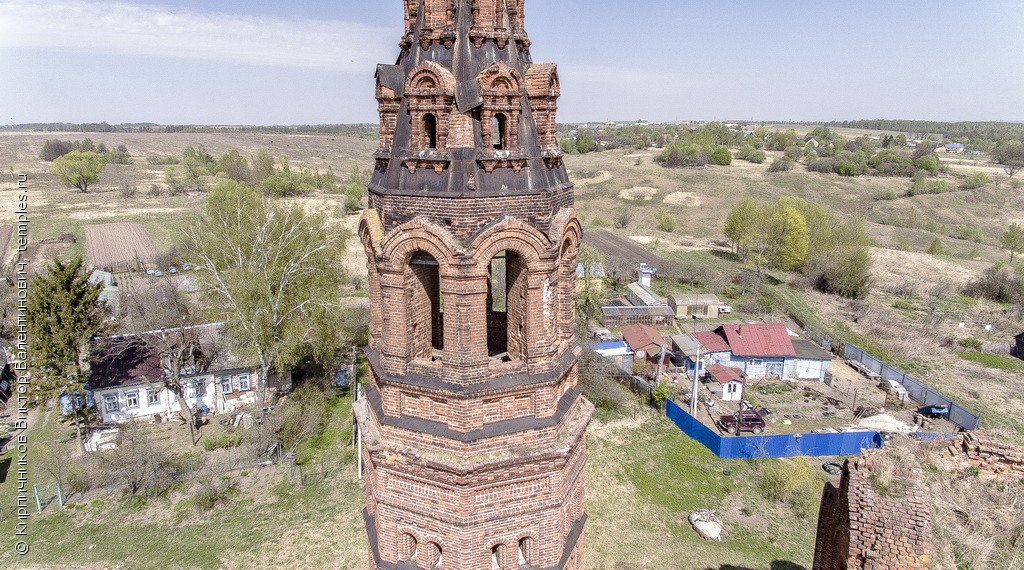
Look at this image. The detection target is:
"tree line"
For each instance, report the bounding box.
[823,120,1024,143]
[156,145,367,213]
[724,197,873,299]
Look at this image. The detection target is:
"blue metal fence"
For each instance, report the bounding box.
[665,400,884,459]
[844,344,981,431]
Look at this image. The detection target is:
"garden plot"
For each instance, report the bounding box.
[84,221,158,272]
[691,360,960,436]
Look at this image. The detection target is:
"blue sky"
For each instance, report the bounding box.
[1,0,1022,125]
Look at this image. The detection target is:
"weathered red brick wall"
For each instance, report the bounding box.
[407,262,439,359]
[813,452,935,570]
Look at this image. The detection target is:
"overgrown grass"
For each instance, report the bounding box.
[956,351,1024,371]
[6,475,368,570]
[586,412,817,568]
[294,392,355,465]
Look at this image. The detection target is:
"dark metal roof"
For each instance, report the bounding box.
[369,0,570,202]
[601,305,674,317]
[87,323,254,391]
[792,339,834,361]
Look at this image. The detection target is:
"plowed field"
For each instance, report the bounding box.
[84,222,158,271]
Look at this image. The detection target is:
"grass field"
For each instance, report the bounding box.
[2,405,823,570]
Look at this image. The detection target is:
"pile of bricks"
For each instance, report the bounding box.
[954,431,1024,478]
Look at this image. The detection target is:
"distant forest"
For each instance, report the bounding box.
[822,120,1024,142]
[0,122,378,139]
[5,119,1024,145]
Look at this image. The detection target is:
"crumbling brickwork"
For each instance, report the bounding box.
[813,451,935,570]
[953,431,1024,478]
[356,2,589,568]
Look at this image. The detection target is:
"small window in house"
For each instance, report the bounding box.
[193,379,207,396]
[238,374,251,391]
[749,359,763,367]
[147,389,160,405]
[104,395,118,412]
[125,391,139,409]
[220,376,232,394]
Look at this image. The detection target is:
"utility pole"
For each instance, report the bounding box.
[689,344,701,415]
[353,344,363,481]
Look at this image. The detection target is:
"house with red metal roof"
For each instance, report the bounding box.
[706,363,745,402]
[621,323,669,361]
[676,323,832,381]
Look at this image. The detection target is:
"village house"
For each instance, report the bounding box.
[621,323,670,365]
[675,323,832,381]
[705,363,745,402]
[86,323,287,424]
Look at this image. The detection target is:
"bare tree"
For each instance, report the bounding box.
[117,278,209,445]
[97,422,164,496]
[1004,160,1022,178]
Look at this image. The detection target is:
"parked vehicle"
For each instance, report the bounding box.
[718,410,766,435]
[917,404,950,419]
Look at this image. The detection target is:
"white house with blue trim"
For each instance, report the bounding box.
[675,323,832,381]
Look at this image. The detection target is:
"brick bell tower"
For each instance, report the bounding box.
[354,1,592,569]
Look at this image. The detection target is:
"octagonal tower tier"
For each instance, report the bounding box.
[355,1,591,569]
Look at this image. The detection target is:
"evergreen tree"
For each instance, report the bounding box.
[26,256,106,451]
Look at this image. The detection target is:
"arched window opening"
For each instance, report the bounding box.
[400,533,418,562]
[410,252,443,359]
[487,250,527,361]
[424,113,438,149]
[491,543,504,570]
[517,537,534,566]
[416,76,438,90]
[426,542,443,569]
[492,113,507,150]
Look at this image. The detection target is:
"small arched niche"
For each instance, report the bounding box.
[490,543,505,570]
[399,532,417,563]
[426,541,443,568]
[517,536,534,566]
[492,113,508,150]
